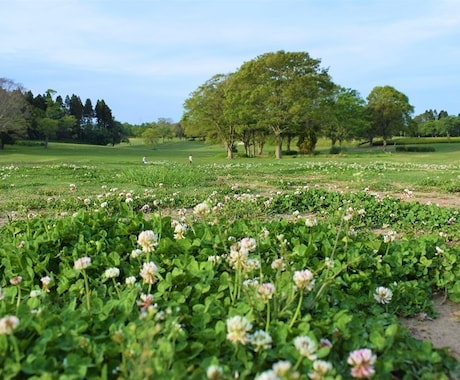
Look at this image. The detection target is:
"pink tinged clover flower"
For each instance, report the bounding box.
[240,237,257,253]
[137,293,155,313]
[10,276,22,285]
[137,230,158,253]
[347,348,377,379]
[226,315,252,345]
[373,286,393,304]
[293,269,315,291]
[0,315,20,335]
[140,261,159,284]
[257,282,276,302]
[74,257,91,271]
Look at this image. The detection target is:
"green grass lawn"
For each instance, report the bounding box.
[1,138,460,218]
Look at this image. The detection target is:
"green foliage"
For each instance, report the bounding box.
[395,145,436,152]
[0,185,459,378]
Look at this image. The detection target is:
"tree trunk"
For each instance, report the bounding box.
[258,141,264,156]
[44,135,49,148]
[226,143,233,159]
[275,135,282,159]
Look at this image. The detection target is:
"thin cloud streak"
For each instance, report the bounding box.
[1,0,459,123]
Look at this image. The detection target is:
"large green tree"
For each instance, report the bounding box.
[234,51,335,159]
[182,73,238,158]
[366,86,414,147]
[0,78,28,149]
[322,87,368,146]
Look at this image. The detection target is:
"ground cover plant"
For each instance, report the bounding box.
[0,140,460,379]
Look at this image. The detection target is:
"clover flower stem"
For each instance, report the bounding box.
[10,336,21,364]
[148,283,152,295]
[289,291,303,329]
[112,278,121,298]
[82,271,91,312]
[16,287,21,312]
[265,301,271,332]
[293,354,303,371]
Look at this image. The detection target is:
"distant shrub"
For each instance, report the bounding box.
[329,146,346,154]
[396,145,436,152]
[15,140,44,146]
[282,150,298,156]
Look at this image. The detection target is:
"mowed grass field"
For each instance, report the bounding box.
[1,137,460,218]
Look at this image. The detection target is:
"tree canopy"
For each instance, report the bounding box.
[0,78,28,149]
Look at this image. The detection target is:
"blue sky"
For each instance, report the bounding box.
[1,0,459,124]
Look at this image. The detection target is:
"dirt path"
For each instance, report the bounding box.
[401,294,460,361]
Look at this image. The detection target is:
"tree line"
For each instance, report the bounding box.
[0,78,132,149]
[2,50,459,152]
[181,50,459,158]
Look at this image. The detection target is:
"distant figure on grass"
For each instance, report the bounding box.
[142,157,148,164]
[188,155,193,165]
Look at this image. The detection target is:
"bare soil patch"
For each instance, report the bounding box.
[401,294,460,361]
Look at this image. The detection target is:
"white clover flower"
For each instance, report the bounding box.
[242,278,259,289]
[272,360,295,377]
[206,365,224,380]
[325,257,334,269]
[74,257,91,271]
[104,267,120,279]
[305,217,318,227]
[250,330,272,352]
[374,286,393,304]
[69,183,77,191]
[41,276,51,292]
[383,230,396,243]
[130,249,143,259]
[226,315,252,345]
[173,222,187,240]
[208,255,223,265]
[137,230,158,252]
[255,370,278,380]
[293,269,315,291]
[0,315,20,335]
[100,201,108,208]
[309,360,333,380]
[245,258,261,273]
[140,204,151,213]
[435,246,444,255]
[260,228,270,239]
[227,244,249,270]
[140,261,159,284]
[294,335,317,360]
[125,276,137,285]
[193,201,211,216]
[29,290,41,298]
